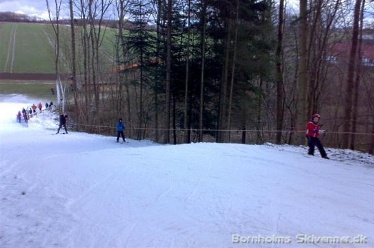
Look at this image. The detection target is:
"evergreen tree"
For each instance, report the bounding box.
[126,0,157,139]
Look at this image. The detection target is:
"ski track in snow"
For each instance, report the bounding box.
[0,96,374,248]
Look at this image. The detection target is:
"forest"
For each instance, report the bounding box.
[19,0,374,153]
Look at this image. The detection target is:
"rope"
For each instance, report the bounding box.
[73,123,374,136]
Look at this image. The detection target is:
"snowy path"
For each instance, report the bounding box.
[0,97,374,247]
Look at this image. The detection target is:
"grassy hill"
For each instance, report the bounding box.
[0,22,119,99]
[0,22,119,77]
[0,22,57,74]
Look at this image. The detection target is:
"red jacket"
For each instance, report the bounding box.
[306,121,321,137]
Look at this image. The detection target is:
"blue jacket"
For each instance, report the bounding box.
[116,122,125,132]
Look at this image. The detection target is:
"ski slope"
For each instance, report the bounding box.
[0,94,373,248]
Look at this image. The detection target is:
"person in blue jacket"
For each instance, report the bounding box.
[116,118,126,143]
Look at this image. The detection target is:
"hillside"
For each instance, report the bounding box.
[1,95,374,247]
[0,22,117,80]
[0,22,56,74]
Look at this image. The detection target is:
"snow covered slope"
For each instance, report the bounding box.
[1,95,373,248]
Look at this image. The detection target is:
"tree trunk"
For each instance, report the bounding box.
[199,1,207,142]
[369,121,374,154]
[342,0,362,148]
[275,0,285,144]
[164,0,172,144]
[183,0,191,143]
[117,0,131,136]
[68,0,78,126]
[46,0,65,113]
[217,19,231,143]
[297,0,308,144]
[227,0,239,143]
[350,0,365,150]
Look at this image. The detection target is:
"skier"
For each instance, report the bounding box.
[56,114,68,134]
[17,111,22,123]
[116,118,126,143]
[23,112,28,127]
[305,114,329,159]
[38,102,43,112]
[32,104,37,114]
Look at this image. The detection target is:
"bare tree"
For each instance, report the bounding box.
[46,0,64,113]
[350,0,365,150]
[69,0,79,126]
[115,0,131,136]
[342,0,362,148]
[199,0,207,142]
[183,0,191,143]
[275,0,285,144]
[164,0,172,144]
[217,10,231,143]
[227,0,239,142]
[297,0,308,143]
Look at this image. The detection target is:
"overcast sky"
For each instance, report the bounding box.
[0,0,50,19]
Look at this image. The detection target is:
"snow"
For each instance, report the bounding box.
[0,94,373,248]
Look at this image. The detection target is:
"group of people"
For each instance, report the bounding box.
[16,101,54,126]
[56,115,126,140]
[56,115,126,139]
[116,114,329,157]
[115,115,328,157]
[16,102,329,157]
[58,114,328,158]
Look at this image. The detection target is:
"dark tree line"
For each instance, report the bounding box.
[115,0,274,144]
[43,0,374,153]
[0,12,44,22]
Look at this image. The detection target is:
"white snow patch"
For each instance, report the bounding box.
[0,95,373,248]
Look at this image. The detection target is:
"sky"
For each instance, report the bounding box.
[0,0,51,20]
[0,94,373,247]
[0,0,120,20]
[0,0,301,21]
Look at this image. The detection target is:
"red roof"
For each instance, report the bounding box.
[330,42,374,59]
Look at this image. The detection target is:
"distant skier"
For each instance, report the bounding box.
[116,118,126,143]
[17,111,22,123]
[32,104,37,114]
[56,114,68,134]
[23,113,28,127]
[38,102,43,112]
[305,114,329,159]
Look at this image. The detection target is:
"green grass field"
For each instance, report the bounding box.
[0,22,120,99]
[0,23,56,73]
[0,22,119,75]
[0,80,56,101]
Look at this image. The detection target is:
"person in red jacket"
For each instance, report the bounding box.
[305,114,329,159]
[38,102,43,112]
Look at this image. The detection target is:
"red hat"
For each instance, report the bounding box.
[312,114,321,118]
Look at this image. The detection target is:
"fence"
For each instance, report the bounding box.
[72,123,374,153]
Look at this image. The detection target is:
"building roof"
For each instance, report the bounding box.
[330,41,374,59]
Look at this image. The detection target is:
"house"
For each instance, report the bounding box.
[328,40,374,67]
